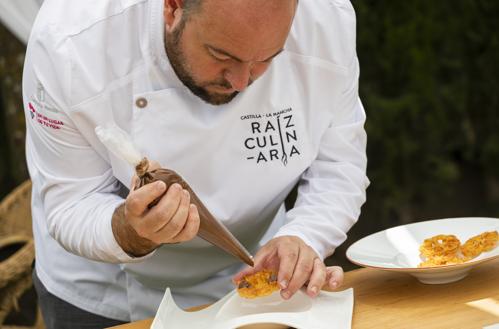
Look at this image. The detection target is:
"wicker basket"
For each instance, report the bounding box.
[0,181,33,239]
[0,180,44,329]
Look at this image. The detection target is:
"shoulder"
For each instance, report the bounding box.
[32,0,147,39]
[27,0,150,106]
[286,0,357,69]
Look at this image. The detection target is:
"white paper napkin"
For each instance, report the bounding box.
[151,288,354,329]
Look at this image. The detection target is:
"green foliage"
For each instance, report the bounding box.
[0,24,27,200]
[352,0,499,226]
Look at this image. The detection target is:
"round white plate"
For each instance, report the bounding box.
[346,217,499,284]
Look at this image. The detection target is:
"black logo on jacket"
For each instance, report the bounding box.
[241,108,300,166]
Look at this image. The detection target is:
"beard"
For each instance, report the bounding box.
[164,22,239,105]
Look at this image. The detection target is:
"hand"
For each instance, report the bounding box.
[112,161,200,257]
[233,236,344,299]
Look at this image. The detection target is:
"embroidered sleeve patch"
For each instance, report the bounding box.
[28,83,64,130]
[29,102,64,130]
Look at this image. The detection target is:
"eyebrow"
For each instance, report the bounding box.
[206,45,284,63]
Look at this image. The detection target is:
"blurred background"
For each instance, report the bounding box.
[0,0,499,326]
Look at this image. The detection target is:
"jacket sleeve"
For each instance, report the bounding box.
[273,53,369,260]
[23,24,151,263]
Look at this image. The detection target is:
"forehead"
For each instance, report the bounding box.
[188,0,296,61]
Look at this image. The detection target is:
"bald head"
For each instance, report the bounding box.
[198,0,297,24]
[183,0,296,21]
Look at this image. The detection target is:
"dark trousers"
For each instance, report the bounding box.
[33,270,128,329]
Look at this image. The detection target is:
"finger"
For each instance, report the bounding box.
[326,266,344,290]
[170,204,200,243]
[306,258,326,297]
[277,243,300,291]
[143,184,183,232]
[233,263,261,284]
[233,267,254,284]
[159,189,191,239]
[281,248,315,299]
[232,250,271,284]
[126,180,166,217]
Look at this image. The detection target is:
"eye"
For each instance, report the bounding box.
[208,48,231,62]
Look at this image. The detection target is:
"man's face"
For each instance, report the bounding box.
[164,0,297,105]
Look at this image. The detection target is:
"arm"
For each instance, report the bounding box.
[24,25,199,263]
[274,56,369,259]
[234,54,368,299]
[23,25,135,263]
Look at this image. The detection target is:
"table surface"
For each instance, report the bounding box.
[109,258,499,329]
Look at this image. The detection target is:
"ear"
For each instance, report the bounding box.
[164,0,184,32]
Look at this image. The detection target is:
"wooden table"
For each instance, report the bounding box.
[110,258,499,329]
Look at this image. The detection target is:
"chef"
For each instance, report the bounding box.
[23,0,369,327]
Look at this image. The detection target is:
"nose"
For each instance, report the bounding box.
[224,63,252,92]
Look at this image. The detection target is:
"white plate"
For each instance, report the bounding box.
[346,217,499,284]
[151,288,354,329]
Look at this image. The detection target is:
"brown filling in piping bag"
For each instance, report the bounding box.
[135,158,254,267]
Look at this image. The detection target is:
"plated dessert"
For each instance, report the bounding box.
[418,231,498,267]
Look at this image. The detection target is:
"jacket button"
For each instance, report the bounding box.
[135,97,148,108]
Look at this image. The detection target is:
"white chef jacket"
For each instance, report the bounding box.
[22,0,369,321]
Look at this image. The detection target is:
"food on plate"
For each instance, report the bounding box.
[418,231,498,267]
[419,234,461,258]
[461,231,499,258]
[237,269,279,299]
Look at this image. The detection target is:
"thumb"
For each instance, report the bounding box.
[149,160,161,170]
[232,257,267,284]
[232,266,254,284]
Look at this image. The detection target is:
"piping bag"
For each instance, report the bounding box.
[95,124,254,267]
